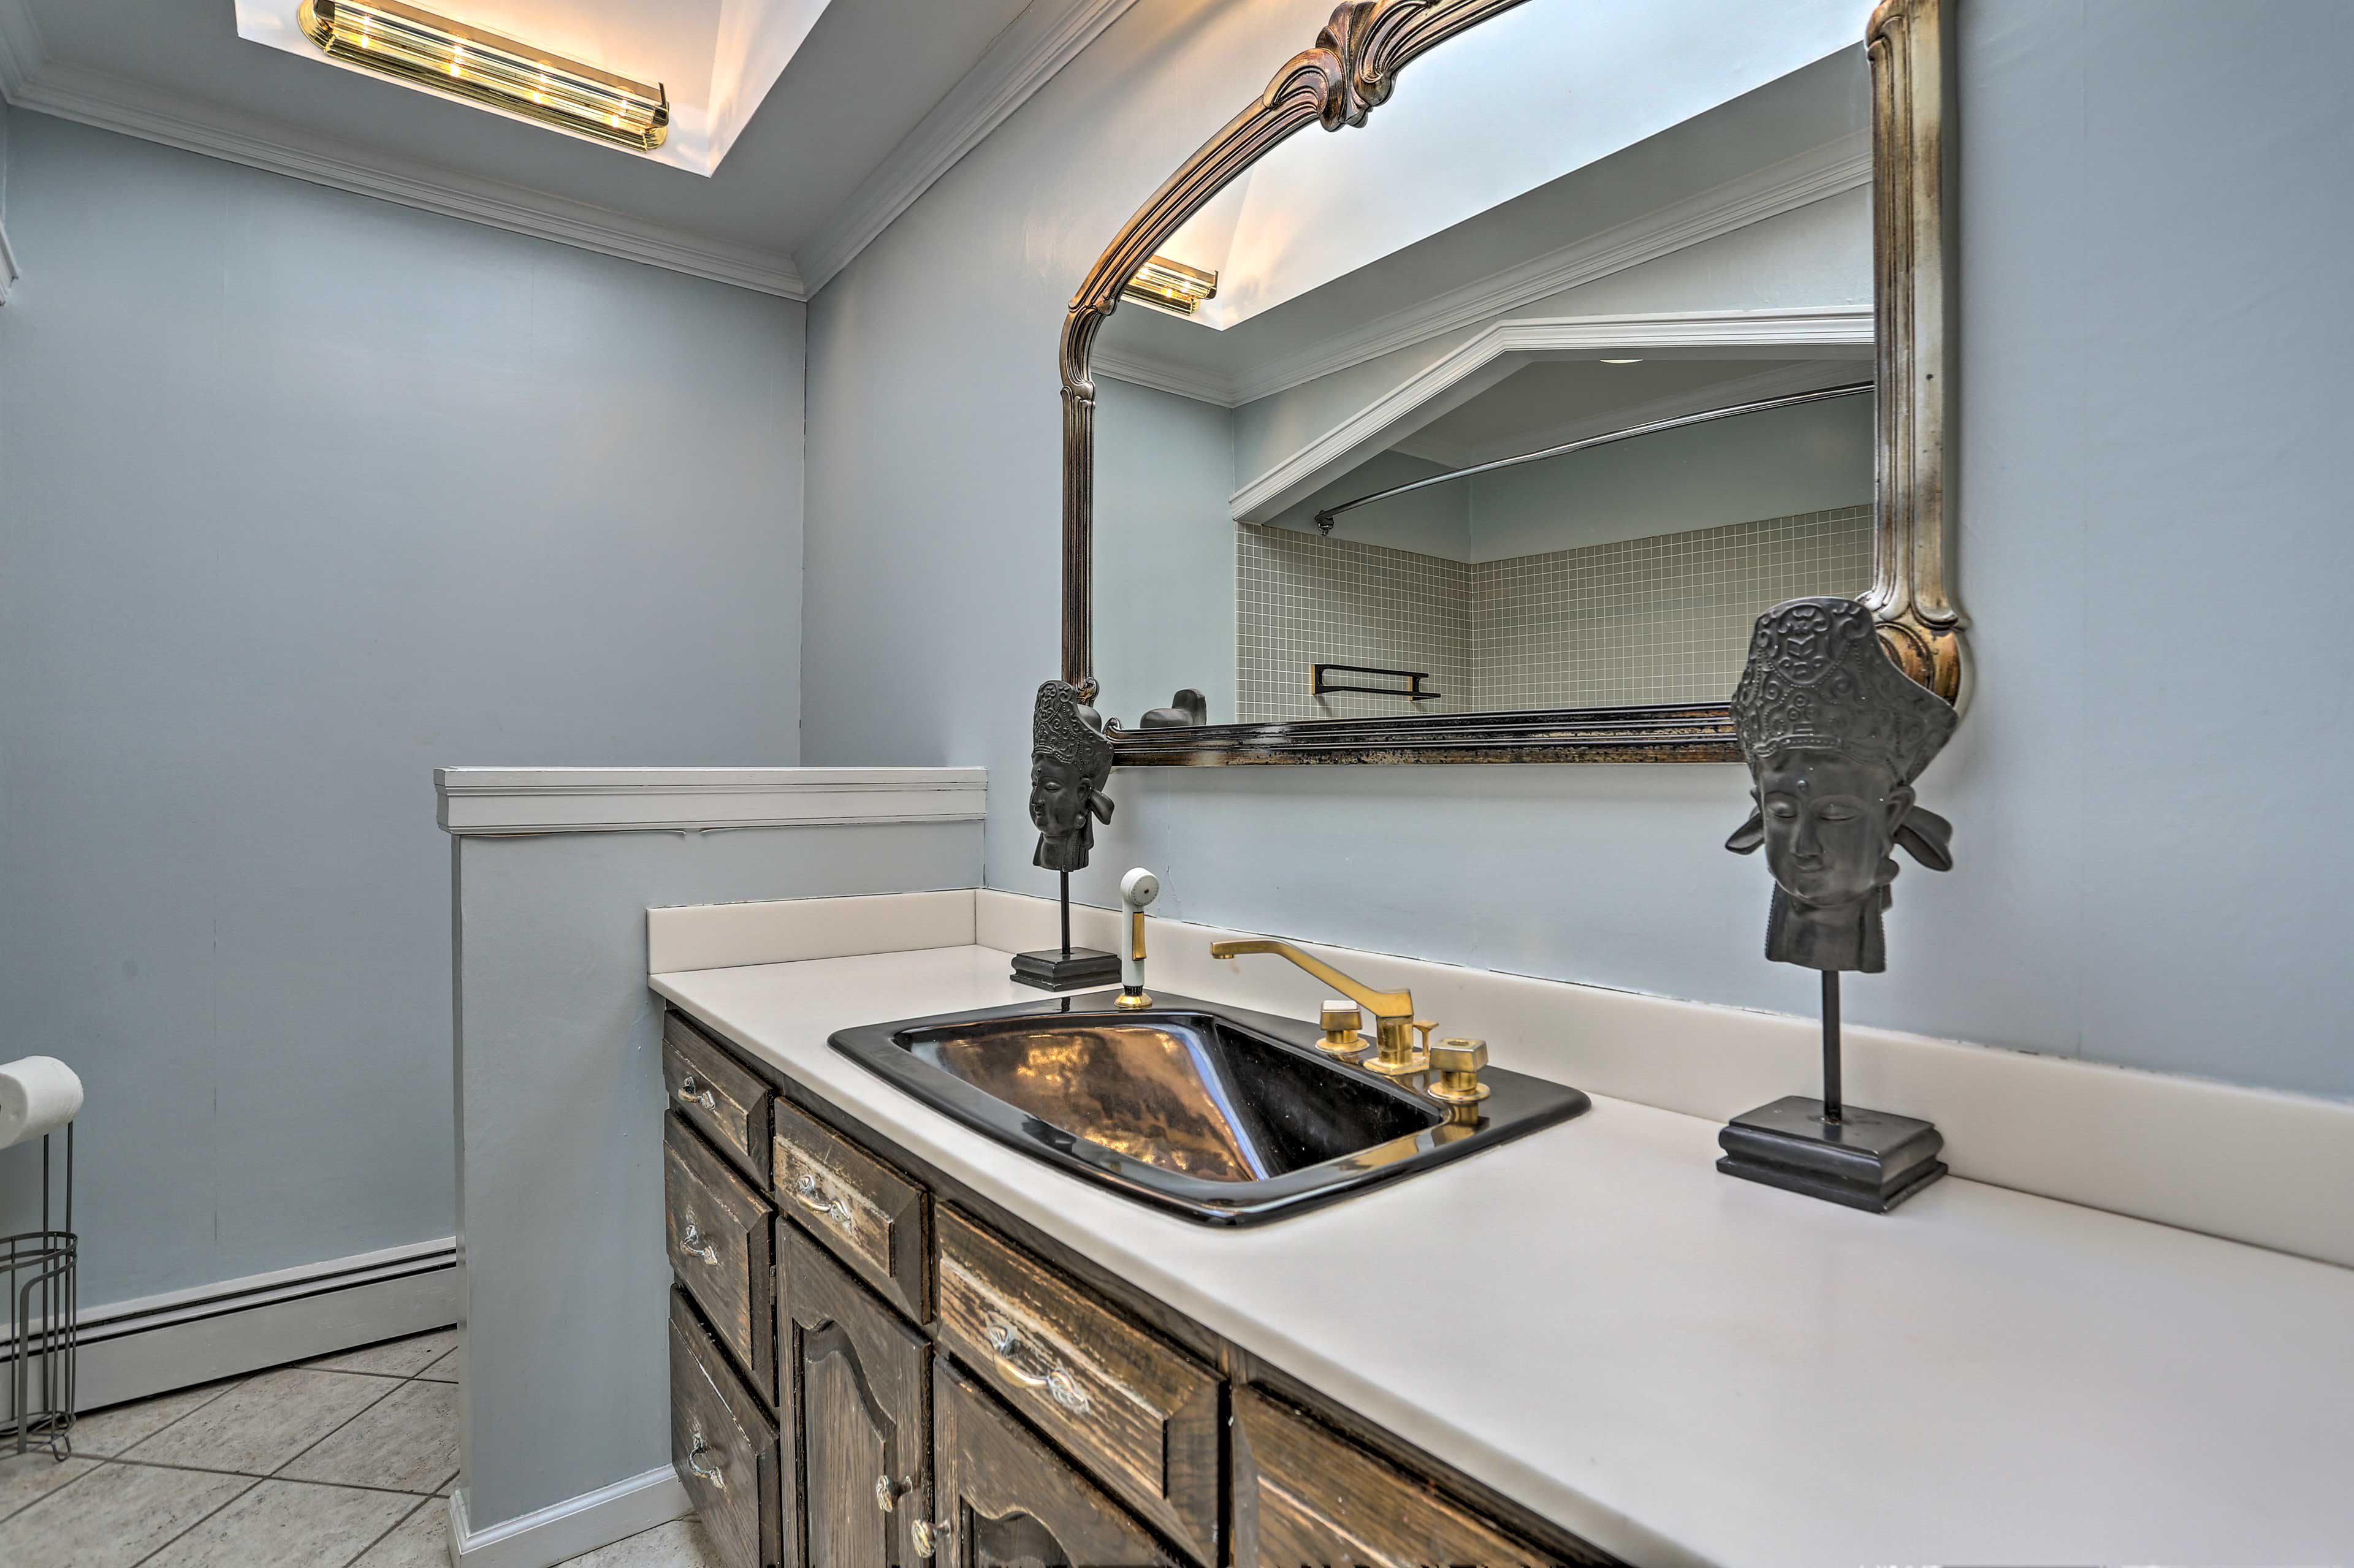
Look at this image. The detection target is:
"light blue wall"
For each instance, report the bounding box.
[452,820,980,1529]
[1093,376,1237,725]
[0,113,807,1306]
[802,0,2354,1102]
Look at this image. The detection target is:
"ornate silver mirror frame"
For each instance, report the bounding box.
[1060,0,1962,765]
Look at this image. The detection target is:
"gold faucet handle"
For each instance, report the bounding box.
[1426,1037,1491,1106]
[1413,1019,1437,1052]
[1317,1000,1366,1057]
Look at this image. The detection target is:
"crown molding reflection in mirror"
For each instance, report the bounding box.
[1059,0,1965,765]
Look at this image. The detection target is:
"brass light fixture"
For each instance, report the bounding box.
[1121,256,1219,315]
[298,0,669,151]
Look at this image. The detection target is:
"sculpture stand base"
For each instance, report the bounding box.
[1009,948,1121,992]
[1716,1095,1947,1213]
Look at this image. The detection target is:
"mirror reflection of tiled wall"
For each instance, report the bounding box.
[1235,504,1873,721]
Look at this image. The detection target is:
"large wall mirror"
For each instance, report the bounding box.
[1061,0,1960,764]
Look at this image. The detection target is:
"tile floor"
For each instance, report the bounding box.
[0,1330,722,1567]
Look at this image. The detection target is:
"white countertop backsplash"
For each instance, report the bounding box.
[649,889,2354,1568]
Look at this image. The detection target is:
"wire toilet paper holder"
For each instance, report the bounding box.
[4,1121,76,1457]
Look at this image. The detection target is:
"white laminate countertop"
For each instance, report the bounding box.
[652,945,2354,1568]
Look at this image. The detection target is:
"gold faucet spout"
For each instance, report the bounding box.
[1208,939,1420,1068]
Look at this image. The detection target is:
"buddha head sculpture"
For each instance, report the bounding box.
[1030,679,1116,873]
[1726,598,1959,973]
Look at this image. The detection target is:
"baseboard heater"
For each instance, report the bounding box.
[2,1238,460,1412]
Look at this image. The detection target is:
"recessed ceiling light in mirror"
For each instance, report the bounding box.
[1122,256,1221,316]
[1601,358,1644,364]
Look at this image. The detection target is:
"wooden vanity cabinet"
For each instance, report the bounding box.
[933,1357,1178,1568]
[664,1112,777,1401]
[779,1223,928,1568]
[658,1007,1613,1568]
[671,1290,785,1568]
[934,1207,1220,1562]
[1233,1387,1561,1568]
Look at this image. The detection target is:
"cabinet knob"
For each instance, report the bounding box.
[678,1222,717,1266]
[874,1474,912,1513]
[676,1074,715,1111]
[912,1515,948,1558]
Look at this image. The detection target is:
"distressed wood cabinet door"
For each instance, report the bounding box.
[932,1358,1176,1568]
[1233,1387,1578,1568]
[780,1222,928,1568]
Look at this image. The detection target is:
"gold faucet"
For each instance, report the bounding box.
[1208,939,1428,1077]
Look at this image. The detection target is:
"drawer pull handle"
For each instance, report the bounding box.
[685,1429,726,1490]
[678,1222,718,1266]
[874,1474,912,1513]
[982,1319,1092,1415]
[676,1074,717,1111]
[911,1516,948,1559]
[793,1171,853,1228]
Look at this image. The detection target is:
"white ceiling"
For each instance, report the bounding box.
[0,0,1130,296]
[1393,356,1864,468]
[1160,0,1867,332]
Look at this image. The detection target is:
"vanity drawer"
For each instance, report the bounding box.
[934,1357,1176,1568]
[934,1207,1219,1564]
[666,1112,777,1398]
[1233,1387,1561,1568]
[664,1012,772,1186]
[671,1290,784,1568]
[772,1097,926,1323]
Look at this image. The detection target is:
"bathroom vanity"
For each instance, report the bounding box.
[658,999,1610,1568]
[639,897,2354,1568]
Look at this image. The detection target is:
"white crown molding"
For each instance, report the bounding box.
[1392,359,1872,472]
[2,58,807,299]
[0,0,42,101]
[436,766,988,835]
[795,0,1144,296]
[1091,344,1238,406]
[1230,306,1873,522]
[1087,133,1870,412]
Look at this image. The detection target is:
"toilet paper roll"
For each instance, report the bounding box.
[0,1056,84,1150]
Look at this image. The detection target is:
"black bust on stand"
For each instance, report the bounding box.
[1718,598,1960,1212]
[1011,679,1123,991]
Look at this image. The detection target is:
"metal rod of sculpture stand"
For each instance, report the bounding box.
[1821,972,1843,1122]
[1059,872,1072,957]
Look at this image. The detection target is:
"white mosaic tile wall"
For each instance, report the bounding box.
[1235,506,1873,721]
[1235,523,1470,721]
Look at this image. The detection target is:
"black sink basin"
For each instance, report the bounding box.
[829,991,1589,1225]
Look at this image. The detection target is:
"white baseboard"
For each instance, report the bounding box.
[9,1239,461,1412]
[448,1466,691,1568]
